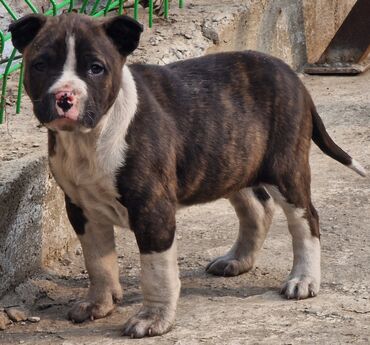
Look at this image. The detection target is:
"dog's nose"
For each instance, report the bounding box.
[55,91,75,112]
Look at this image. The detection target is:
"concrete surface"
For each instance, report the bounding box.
[0,153,75,295]
[303,0,356,64]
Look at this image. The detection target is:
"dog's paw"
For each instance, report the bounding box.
[281,275,319,300]
[122,306,174,338]
[68,301,114,323]
[206,255,254,276]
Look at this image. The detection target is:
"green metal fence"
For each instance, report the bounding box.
[0,0,184,124]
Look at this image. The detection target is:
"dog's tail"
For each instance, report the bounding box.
[311,105,366,177]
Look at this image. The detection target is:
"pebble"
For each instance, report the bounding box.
[5,307,28,322]
[0,312,11,331]
[116,306,125,314]
[27,316,40,323]
[61,258,72,266]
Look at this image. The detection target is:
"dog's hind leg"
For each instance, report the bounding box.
[65,197,122,323]
[206,187,275,276]
[265,179,321,300]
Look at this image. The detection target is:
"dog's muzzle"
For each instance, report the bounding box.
[54,88,79,121]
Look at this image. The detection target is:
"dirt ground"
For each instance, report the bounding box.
[0,69,369,344]
[1,1,370,342]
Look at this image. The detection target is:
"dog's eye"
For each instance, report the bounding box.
[88,63,105,76]
[32,62,46,72]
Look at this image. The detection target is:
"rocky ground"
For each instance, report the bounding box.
[1,67,369,345]
[1,1,369,344]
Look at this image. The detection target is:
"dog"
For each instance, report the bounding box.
[9,13,366,338]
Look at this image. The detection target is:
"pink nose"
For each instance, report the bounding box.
[55,90,75,112]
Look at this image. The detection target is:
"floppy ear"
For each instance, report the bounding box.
[102,15,143,57]
[9,14,47,53]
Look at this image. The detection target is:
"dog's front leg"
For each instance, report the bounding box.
[122,201,180,338]
[65,196,122,323]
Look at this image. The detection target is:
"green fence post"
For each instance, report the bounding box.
[0,30,4,55]
[104,0,113,15]
[0,48,17,124]
[118,0,125,15]
[80,0,89,13]
[0,0,18,20]
[16,60,24,114]
[0,30,5,124]
[90,0,101,15]
[164,0,169,19]
[134,0,139,20]
[68,0,74,12]
[49,0,58,15]
[24,0,39,13]
[44,1,72,15]
[93,1,121,17]
[179,0,184,9]
[149,0,153,28]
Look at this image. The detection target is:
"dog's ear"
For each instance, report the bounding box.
[102,15,143,57]
[9,14,47,53]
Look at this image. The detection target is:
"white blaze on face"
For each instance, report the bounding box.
[49,35,88,121]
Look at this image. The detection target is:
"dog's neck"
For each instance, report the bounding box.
[96,65,138,174]
[56,65,138,177]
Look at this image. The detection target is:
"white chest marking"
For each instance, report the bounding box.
[49,66,138,227]
[97,66,138,174]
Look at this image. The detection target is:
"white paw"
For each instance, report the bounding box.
[122,306,174,338]
[281,275,320,300]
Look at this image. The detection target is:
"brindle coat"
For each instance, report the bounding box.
[9,13,365,338]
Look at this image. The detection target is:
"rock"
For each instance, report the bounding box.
[0,312,12,330]
[14,280,43,306]
[60,258,72,266]
[5,307,28,322]
[27,316,40,323]
[201,24,219,44]
[116,306,125,314]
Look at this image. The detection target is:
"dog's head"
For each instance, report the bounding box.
[9,13,143,131]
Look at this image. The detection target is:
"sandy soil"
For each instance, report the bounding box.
[0,71,369,345]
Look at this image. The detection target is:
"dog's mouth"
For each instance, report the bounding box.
[46,116,79,131]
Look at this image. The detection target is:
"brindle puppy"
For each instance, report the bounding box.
[9,13,365,338]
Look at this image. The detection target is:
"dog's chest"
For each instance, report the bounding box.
[50,131,128,227]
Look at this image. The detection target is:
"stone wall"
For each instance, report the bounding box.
[205,0,355,70]
[303,0,356,64]
[0,153,74,295]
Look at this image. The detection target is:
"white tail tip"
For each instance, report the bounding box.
[349,159,367,177]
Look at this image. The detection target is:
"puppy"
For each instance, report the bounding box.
[9,13,366,338]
